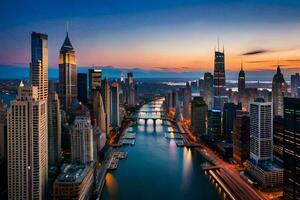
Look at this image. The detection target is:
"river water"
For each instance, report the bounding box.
[102,101,220,200]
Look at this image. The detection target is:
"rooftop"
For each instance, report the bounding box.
[56,163,92,183]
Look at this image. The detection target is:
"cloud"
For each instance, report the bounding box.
[241,49,271,56]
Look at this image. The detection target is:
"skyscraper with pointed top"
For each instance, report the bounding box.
[213,44,227,109]
[238,62,245,97]
[272,65,287,116]
[59,32,77,111]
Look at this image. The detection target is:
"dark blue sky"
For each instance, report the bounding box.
[1,0,300,78]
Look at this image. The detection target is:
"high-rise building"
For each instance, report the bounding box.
[233,111,250,164]
[273,115,284,165]
[213,47,227,109]
[291,73,300,97]
[127,72,136,106]
[30,32,48,100]
[208,109,222,142]
[191,97,207,136]
[88,68,102,92]
[203,72,214,110]
[110,80,120,128]
[7,84,48,199]
[222,102,242,141]
[249,98,273,164]
[283,98,300,199]
[92,91,106,134]
[77,73,88,104]
[238,62,245,98]
[272,66,287,116]
[101,77,111,136]
[70,104,94,164]
[59,32,77,110]
[48,92,61,167]
[0,101,7,160]
[183,82,191,118]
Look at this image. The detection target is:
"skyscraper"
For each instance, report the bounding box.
[71,104,94,164]
[30,32,48,100]
[127,72,136,106]
[249,98,273,164]
[77,73,88,104]
[59,32,77,111]
[101,77,111,136]
[222,102,242,141]
[208,109,222,142]
[272,66,287,116]
[213,47,228,110]
[7,84,48,199]
[110,80,120,128]
[88,68,102,92]
[183,82,191,118]
[238,62,245,98]
[233,111,250,164]
[191,97,207,136]
[203,72,214,110]
[291,73,300,97]
[48,92,61,167]
[273,115,284,165]
[283,98,300,199]
[92,91,106,135]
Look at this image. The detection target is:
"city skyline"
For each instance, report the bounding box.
[1,0,300,75]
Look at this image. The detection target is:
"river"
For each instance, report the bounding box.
[102,100,220,200]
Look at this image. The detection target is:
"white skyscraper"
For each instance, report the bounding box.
[7,84,48,199]
[250,98,273,164]
[71,106,94,164]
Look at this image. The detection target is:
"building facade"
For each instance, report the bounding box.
[272,66,287,116]
[191,97,207,136]
[77,73,88,104]
[110,80,120,128]
[208,109,222,142]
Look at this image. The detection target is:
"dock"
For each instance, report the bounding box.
[165,133,184,139]
[108,151,128,170]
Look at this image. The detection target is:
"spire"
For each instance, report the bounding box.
[277,65,281,74]
[217,37,220,52]
[60,31,74,52]
[222,45,225,53]
[241,57,244,71]
[19,80,24,88]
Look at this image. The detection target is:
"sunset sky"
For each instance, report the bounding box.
[1,0,300,74]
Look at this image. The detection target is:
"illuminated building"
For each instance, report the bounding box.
[273,116,284,165]
[92,91,106,134]
[7,85,48,199]
[238,62,245,99]
[233,111,250,164]
[191,97,207,136]
[272,66,287,116]
[30,32,48,100]
[110,80,120,128]
[291,73,300,97]
[283,98,300,199]
[208,109,222,142]
[213,47,228,110]
[101,77,111,136]
[183,82,191,118]
[126,72,136,106]
[203,72,213,110]
[77,73,88,104]
[59,32,77,110]
[53,163,94,200]
[88,68,102,92]
[222,102,242,141]
[48,92,61,167]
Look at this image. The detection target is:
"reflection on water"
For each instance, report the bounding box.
[105,173,118,200]
[169,139,177,161]
[182,147,193,191]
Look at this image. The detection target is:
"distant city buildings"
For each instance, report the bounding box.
[272,66,287,116]
[191,97,207,136]
[283,98,300,199]
[7,85,48,199]
[126,72,136,107]
[233,111,250,164]
[59,32,77,111]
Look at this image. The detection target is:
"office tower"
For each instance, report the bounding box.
[70,104,94,164]
[191,97,207,136]
[272,66,287,116]
[249,98,273,164]
[283,98,300,199]
[291,73,300,97]
[222,102,242,141]
[101,77,111,135]
[199,78,204,95]
[213,46,227,109]
[110,80,120,128]
[0,101,6,159]
[93,91,106,134]
[208,109,222,142]
[183,82,192,119]
[30,32,48,100]
[273,116,284,165]
[127,72,136,106]
[7,84,48,199]
[88,68,102,92]
[238,62,245,98]
[172,91,177,108]
[77,73,88,104]
[59,32,77,111]
[233,111,250,164]
[48,92,61,167]
[53,163,94,200]
[203,72,214,110]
